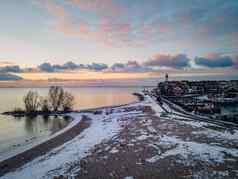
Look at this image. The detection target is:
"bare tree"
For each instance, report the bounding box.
[48,86,64,112]
[48,86,74,112]
[23,91,40,112]
[39,97,50,112]
[62,91,74,111]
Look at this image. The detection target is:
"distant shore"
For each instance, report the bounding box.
[0,79,156,88]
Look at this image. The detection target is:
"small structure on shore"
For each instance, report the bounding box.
[165,73,168,82]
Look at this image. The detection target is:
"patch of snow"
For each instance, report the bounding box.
[159,135,238,164]
[146,96,163,114]
[136,134,153,141]
[177,119,208,128]
[127,143,134,146]
[194,129,238,141]
[148,143,160,150]
[146,155,161,163]
[124,176,134,179]
[136,135,148,141]
[197,95,209,101]
[109,147,119,154]
[193,170,229,179]
[162,103,173,113]
[147,126,157,134]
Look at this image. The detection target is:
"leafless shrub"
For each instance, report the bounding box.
[62,91,74,111]
[40,97,51,112]
[48,86,64,112]
[48,86,75,112]
[23,91,40,112]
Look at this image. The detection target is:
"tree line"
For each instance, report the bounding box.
[23,86,74,113]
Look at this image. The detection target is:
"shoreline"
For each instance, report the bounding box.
[0,115,91,176]
[0,94,142,176]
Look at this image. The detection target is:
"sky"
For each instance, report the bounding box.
[0,0,238,79]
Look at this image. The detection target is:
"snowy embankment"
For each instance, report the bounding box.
[1,102,143,179]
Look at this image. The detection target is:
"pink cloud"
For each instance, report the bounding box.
[68,0,125,16]
[53,20,93,40]
[42,0,68,19]
[40,0,160,48]
[159,24,169,33]
[144,53,191,69]
[204,53,221,59]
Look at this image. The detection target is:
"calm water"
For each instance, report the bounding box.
[0,87,140,160]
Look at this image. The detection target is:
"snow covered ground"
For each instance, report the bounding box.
[1,95,238,179]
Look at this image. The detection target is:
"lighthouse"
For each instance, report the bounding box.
[165,73,168,82]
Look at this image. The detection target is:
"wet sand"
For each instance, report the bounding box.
[0,116,91,177]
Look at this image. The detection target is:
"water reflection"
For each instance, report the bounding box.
[0,115,72,159]
[0,87,139,159]
[23,115,71,134]
[24,116,35,134]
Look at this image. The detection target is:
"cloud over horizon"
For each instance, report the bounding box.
[38,61,108,72]
[0,65,22,73]
[108,61,150,72]
[144,54,190,69]
[194,54,236,68]
[1,53,238,74]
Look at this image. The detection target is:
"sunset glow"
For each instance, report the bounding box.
[0,0,237,77]
[17,70,154,80]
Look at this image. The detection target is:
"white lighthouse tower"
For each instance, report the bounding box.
[165,73,168,82]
